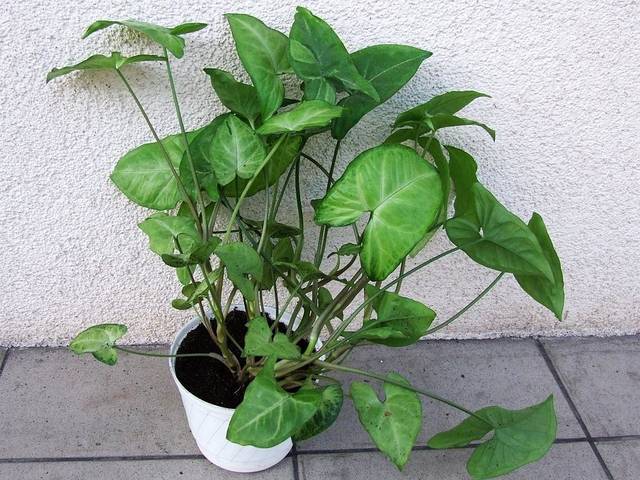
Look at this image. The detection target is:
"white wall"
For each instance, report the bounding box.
[1,0,639,346]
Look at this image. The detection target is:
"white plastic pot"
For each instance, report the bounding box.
[168,306,292,473]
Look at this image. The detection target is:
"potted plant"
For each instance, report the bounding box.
[48,7,565,478]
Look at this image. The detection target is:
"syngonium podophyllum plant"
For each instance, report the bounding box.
[48,7,565,478]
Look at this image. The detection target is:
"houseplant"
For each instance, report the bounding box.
[48,6,565,478]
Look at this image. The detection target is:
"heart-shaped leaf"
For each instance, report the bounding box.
[315,144,443,280]
[515,213,565,320]
[351,373,422,470]
[210,115,266,186]
[294,384,343,441]
[215,242,263,300]
[46,52,165,82]
[243,315,300,360]
[138,212,200,255]
[227,358,320,447]
[204,68,261,126]
[395,90,490,126]
[332,45,431,139]
[256,100,343,135]
[428,396,557,480]
[69,324,128,365]
[226,14,289,120]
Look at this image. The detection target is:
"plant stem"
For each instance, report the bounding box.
[294,156,305,260]
[113,346,230,370]
[394,260,406,293]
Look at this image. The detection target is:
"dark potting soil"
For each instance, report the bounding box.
[175,309,309,408]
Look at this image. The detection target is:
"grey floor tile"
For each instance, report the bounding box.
[297,443,606,479]
[0,457,293,480]
[597,439,640,479]
[0,347,198,459]
[297,339,583,452]
[0,348,6,372]
[542,336,640,436]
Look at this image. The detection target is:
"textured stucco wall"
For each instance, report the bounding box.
[1,0,639,346]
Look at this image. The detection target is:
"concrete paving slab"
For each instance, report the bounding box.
[542,336,640,436]
[597,439,640,479]
[297,338,583,452]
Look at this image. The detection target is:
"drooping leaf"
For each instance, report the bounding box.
[294,384,343,441]
[69,324,128,366]
[210,115,266,186]
[82,19,206,58]
[243,316,300,360]
[395,90,490,126]
[289,7,379,102]
[352,286,436,347]
[204,68,261,126]
[332,45,431,139]
[215,242,263,300]
[446,183,554,280]
[351,373,422,470]
[226,14,290,119]
[46,52,165,82]
[315,144,443,280]
[138,212,200,255]
[430,114,495,140]
[256,100,343,135]
[227,358,319,447]
[428,396,557,480]
[447,145,478,217]
[515,213,565,320]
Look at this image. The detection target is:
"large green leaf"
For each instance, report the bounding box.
[447,145,478,217]
[351,373,422,470]
[111,128,201,210]
[204,68,260,126]
[353,286,436,347]
[332,45,431,139]
[315,144,443,280]
[46,52,165,82]
[395,90,490,125]
[515,213,565,320]
[215,242,262,300]
[227,358,319,447]
[289,7,379,102]
[294,384,343,441]
[226,14,289,120]
[256,100,343,135]
[428,396,557,479]
[69,324,128,366]
[243,315,300,360]
[446,183,554,280]
[82,19,206,58]
[210,115,266,186]
[138,212,200,255]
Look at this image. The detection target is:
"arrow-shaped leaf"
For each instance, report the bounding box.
[243,316,300,360]
[46,52,165,82]
[69,324,128,366]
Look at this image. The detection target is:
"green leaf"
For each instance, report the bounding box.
[111,128,201,210]
[46,52,166,82]
[210,115,266,186]
[447,146,478,217]
[353,286,436,347]
[428,396,557,480]
[82,19,206,58]
[383,128,419,145]
[430,114,495,140]
[243,316,300,360]
[330,243,361,257]
[172,270,221,309]
[446,183,554,280]
[256,100,343,135]
[332,45,431,139]
[396,90,490,125]
[226,14,289,120]
[515,213,565,320]
[351,373,422,470]
[69,324,128,366]
[294,384,343,441]
[243,218,301,238]
[204,68,261,126]
[138,212,200,255]
[315,144,443,280]
[215,242,263,301]
[227,358,319,447]
[303,78,337,104]
[289,7,379,102]
[162,237,221,267]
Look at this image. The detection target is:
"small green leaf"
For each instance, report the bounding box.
[256,100,343,135]
[243,316,300,360]
[243,218,301,238]
[351,373,422,470]
[396,90,490,125]
[46,52,165,82]
[138,212,199,256]
[294,384,343,441]
[315,144,443,280]
[215,242,263,301]
[515,213,565,320]
[428,396,557,480]
[169,22,208,35]
[430,114,495,140]
[210,115,266,186]
[447,146,479,217]
[227,358,319,447]
[204,68,261,125]
[226,14,290,119]
[69,324,128,366]
[330,243,361,257]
